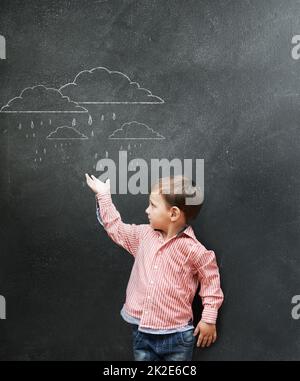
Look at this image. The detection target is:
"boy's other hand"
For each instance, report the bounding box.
[85,174,111,195]
[193,320,217,348]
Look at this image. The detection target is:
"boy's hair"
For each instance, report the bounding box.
[151,175,204,224]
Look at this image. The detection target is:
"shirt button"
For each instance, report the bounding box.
[147,296,151,299]
[145,311,148,314]
[150,280,154,284]
[154,265,158,269]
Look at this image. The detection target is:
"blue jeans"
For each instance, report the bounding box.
[131,325,196,361]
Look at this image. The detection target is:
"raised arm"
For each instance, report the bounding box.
[86,174,147,257]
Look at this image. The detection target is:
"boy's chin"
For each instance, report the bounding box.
[149,220,162,230]
[150,223,161,230]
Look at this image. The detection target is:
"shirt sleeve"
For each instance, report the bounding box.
[95,190,148,257]
[191,245,224,324]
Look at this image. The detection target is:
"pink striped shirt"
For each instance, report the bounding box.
[95,190,224,329]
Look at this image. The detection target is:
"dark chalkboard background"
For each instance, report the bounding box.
[0,0,300,360]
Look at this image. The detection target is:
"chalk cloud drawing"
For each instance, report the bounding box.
[59,66,165,104]
[0,85,88,113]
[47,126,88,140]
[109,121,165,140]
[0,35,5,60]
[0,65,166,166]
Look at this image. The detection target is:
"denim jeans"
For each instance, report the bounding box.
[131,325,196,361]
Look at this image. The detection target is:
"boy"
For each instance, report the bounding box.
[85,174,224,361]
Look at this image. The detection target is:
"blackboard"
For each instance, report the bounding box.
[0,0,300,361]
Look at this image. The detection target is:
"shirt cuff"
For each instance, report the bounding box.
[201,307,218,324]
[95,190,112,206]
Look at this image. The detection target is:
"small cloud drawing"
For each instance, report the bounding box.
[47,126,88,140]
[59,66,164,104]
[109,121,165,140]
[0,85,88,113]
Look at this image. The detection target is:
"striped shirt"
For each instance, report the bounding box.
[95,190,224,331]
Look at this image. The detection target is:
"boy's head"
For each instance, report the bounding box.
[145,175,204,230]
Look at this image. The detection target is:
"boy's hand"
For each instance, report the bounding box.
[193,320,217,348]
[85,174,110,195]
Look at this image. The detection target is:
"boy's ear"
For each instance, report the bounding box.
[170,206,181,220]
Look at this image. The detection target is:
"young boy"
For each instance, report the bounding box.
[85,174,224,361]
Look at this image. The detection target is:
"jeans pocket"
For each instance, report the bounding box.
[178,330,195,347]
[132,326,143,346]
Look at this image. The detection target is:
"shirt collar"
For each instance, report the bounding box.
[176,224,189,236]
[155,224,197,242]
[176,224,197,240]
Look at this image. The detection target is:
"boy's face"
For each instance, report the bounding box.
[145,190,172,230]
